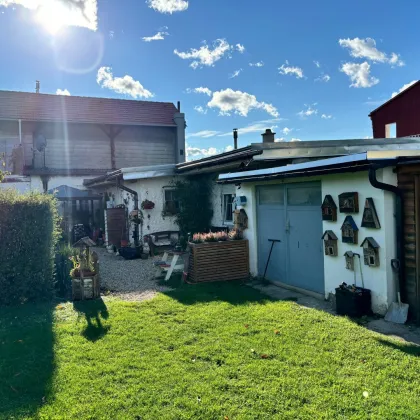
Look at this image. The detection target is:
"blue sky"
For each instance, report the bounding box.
[0,0,418,160]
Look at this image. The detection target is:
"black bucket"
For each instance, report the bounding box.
[335,285,372,317]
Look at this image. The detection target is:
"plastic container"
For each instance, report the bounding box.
[335,286,372,317]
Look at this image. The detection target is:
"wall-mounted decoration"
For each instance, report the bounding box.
[321,195,337,221]
[234,209,248,231]
[361,237,380,267]
[322,230,338,256]
[339,192,359,213]
[344,251,355,270]
[341,216,359,244]
[361,198,380,228]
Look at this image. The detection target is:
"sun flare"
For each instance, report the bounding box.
[35,2,69,34]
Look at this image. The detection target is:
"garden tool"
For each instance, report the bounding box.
[385,259,409,324]
[262,239,281,281]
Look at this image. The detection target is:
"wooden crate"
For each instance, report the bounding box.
[188,240,249,283]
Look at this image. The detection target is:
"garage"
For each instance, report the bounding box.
[257,182,324,294]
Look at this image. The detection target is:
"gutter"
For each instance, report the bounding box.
[368,166,405,301]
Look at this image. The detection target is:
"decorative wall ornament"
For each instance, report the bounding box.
[321,195,337,221]
[322,230,338,256]
[341,215,359,244]
[339,192,359,213]
[361,198,380,228]
[344,251,355,271]
[361,237,380,267]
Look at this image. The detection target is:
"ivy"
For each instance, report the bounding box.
[172,175,214,236]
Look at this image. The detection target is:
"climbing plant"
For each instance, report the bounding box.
[172,175,214,236]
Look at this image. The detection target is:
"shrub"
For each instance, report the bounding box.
[54,244,75,297]
[0,189,60,305]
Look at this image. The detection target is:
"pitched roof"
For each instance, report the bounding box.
[369,80,420,116]
[0,90,178,127]
[322,230,338,240]
[341,215,359,231]
[361,237,380,248]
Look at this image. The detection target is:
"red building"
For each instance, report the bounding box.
[370,80,420,138]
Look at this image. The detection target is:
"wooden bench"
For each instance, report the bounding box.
[144,231,179,256]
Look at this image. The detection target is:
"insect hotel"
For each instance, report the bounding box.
[322,230,338,256]
[321,195,337,221]
[341,215,359,244]
[71,237,100,301]
[361,237,380,267]
[339,192,359,213]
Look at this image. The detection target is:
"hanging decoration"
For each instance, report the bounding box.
[339,192,359,213]
[322,230,338,256]
[321,195,337,221]
[361,198,380,228]
[361,237,380,267]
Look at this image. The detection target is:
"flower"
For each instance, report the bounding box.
[363,391,369,398]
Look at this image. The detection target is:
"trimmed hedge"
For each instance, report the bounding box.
[0,190,60,305]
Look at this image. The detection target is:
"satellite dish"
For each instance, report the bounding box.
[33,132,47,152]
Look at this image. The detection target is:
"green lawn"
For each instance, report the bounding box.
[1,282,420,420]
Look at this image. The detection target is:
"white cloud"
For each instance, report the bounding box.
[236,43,245,53]
[147,0,188,13]
[315,74,331,82]
[278,60,304,79]
[339,37,404,66]
[340,62,379,88]
[97,67,154,98]
[218,120,281,137]
[321,114,332,119]
[249,61,264,67]
[186,130,221,139]
[229,69,242,79]
[142,31,169,42]
[207,88,279,117]
[224,145,234,152]
[0,0,98,31]
[186,86,212,96]
[339,37,387,62]
[392,80,417,98]
[282,127,292,135]
[291,138,301,142]
[194,105,207,114]
[274,138,286,142]
[298,105,318,118]
[186,145,218,159]
[174,39,233,69]
[314,60,321,68]
[389,52,405,67]
[56,88,71,96]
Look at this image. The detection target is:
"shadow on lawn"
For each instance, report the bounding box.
[164,278,273,306]
[0,302,55,419]
[73,298,110,342]
[376,337,420,357]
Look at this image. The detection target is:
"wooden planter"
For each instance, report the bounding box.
[188,240,249,283]
[72,274,100,301]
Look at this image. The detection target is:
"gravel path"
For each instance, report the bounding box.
[95,247,172,302]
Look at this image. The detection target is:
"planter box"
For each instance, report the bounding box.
[188,240,249,283]
[335,286,372,317]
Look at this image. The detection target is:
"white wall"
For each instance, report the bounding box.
[211,182,236,228]
[105,176,179,242]
[322,169,397,314]
[236,168,397,314]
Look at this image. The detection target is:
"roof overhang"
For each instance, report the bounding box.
[217,151,415,184]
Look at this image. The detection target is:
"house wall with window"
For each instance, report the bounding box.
[104,176,180,242]
[211,183,236,229]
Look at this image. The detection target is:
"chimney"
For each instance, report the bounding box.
[35,81,40,93]
[262,128,275,143]
[233,128,238,150]
[177,101,181,112]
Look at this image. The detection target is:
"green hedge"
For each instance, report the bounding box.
[0,190,60,305]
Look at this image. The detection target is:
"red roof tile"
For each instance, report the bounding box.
[0,90,178,126]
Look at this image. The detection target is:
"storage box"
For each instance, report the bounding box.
[335,286,372,317]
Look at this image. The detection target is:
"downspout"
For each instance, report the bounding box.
[368,165,405,299]
[116,178,139,247]
[18,119,22,144]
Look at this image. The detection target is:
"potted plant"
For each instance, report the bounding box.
[141,199,155,210]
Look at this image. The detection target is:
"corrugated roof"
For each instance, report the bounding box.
[0,90,178,126]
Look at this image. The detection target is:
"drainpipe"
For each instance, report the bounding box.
[368,165,405,300]
[116,178,139,247]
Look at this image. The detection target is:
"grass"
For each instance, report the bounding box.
[1,282,420,419]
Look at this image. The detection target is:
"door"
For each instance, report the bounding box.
[257,183,324,294]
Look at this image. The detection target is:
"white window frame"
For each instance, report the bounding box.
[223,193,234,225]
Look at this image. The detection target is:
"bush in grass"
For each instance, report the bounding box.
[0,189,60,305]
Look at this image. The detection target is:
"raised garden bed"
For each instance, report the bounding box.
[188,239,249,283]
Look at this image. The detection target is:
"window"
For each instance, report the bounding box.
[223,194,234,223]
[164,190,179,215]
[287,186,321,206]
[259,186,284,205]
[385,123,397,138]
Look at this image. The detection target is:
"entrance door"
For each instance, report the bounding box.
[257,183,324,294]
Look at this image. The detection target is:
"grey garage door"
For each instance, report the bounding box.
[257,183,324,294]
